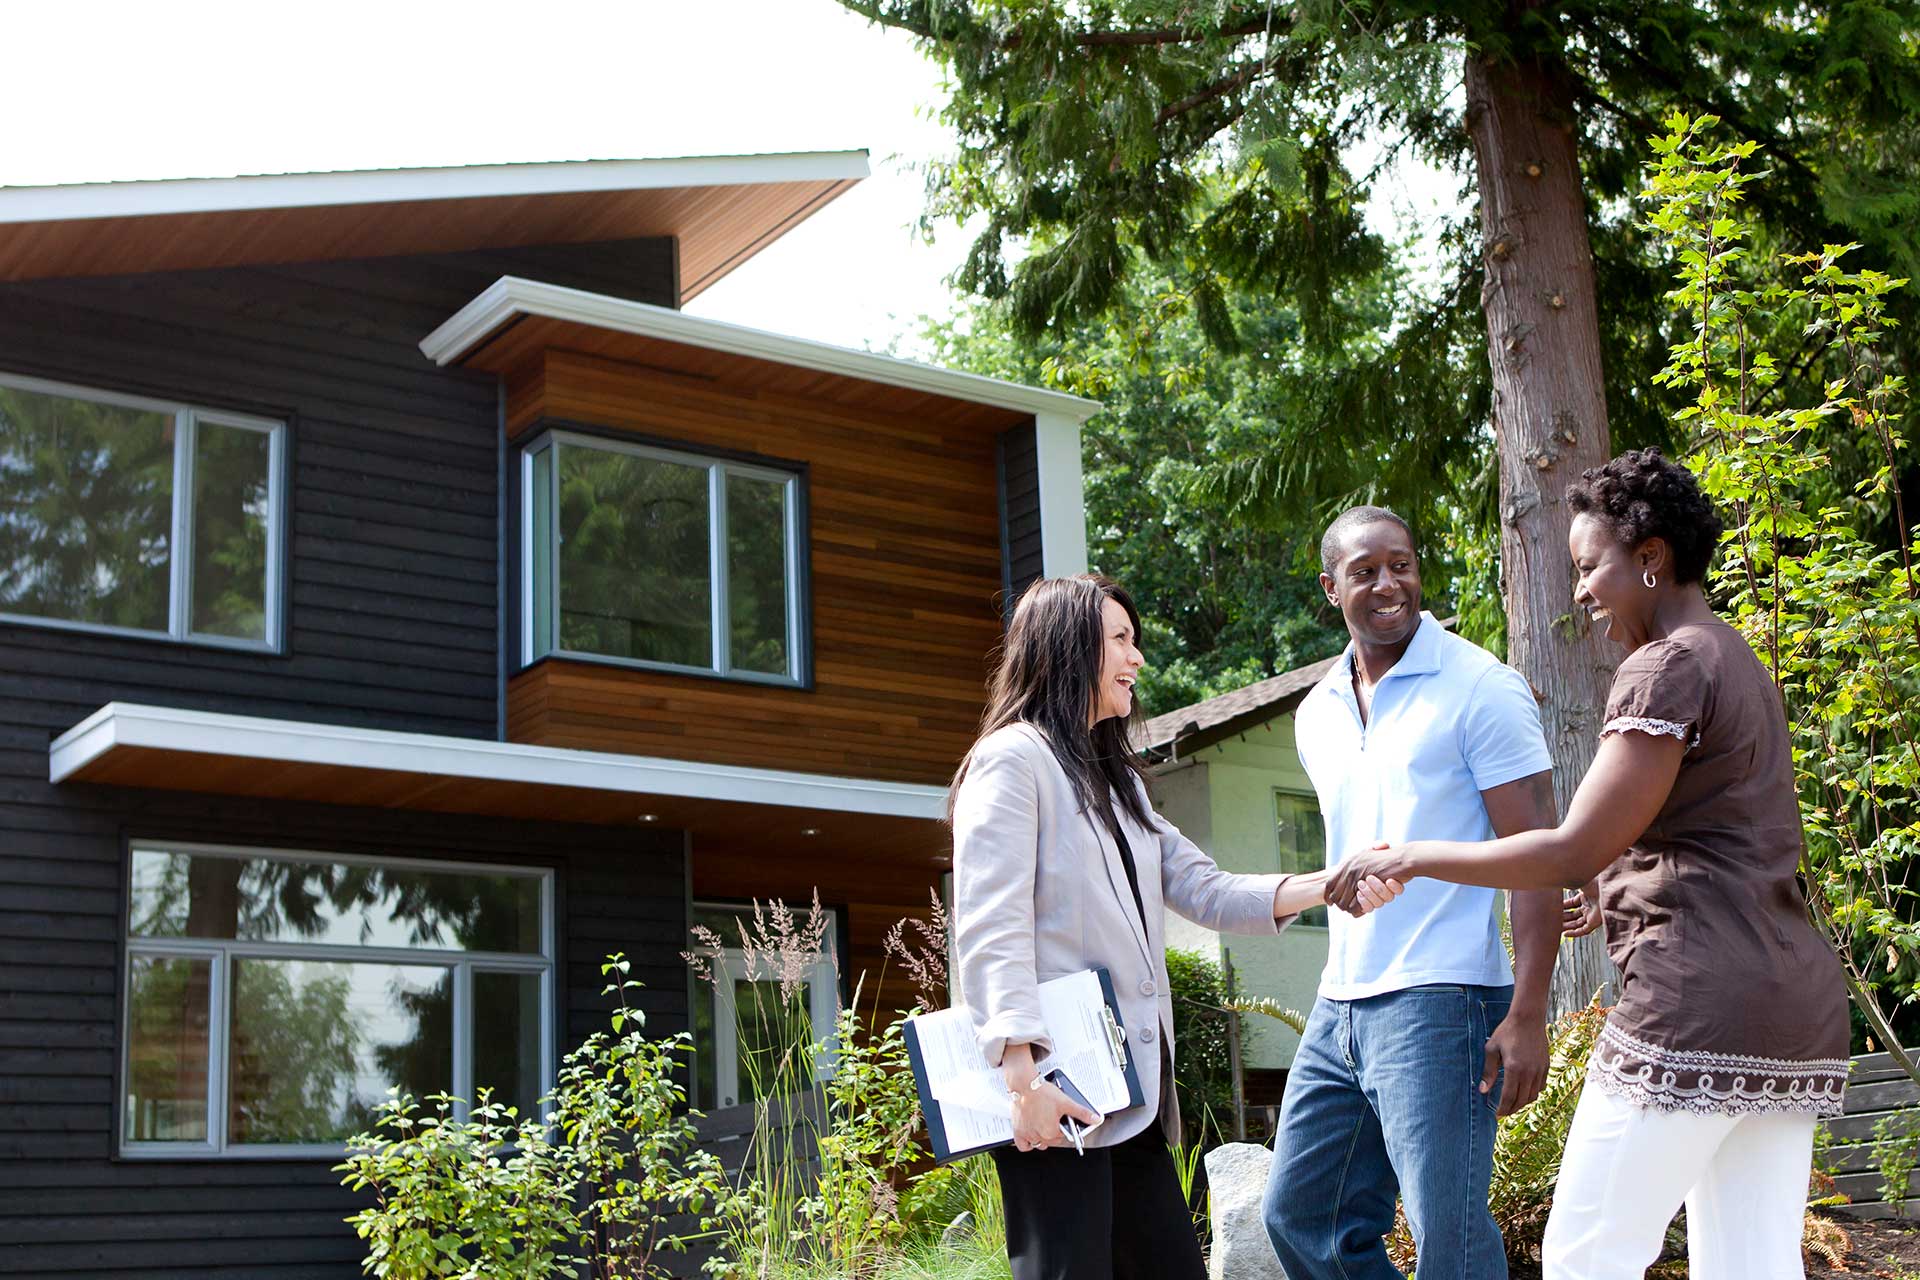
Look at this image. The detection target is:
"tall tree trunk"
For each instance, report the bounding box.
[1465,15,1619,1018]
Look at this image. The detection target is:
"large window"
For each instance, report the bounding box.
[522,429,804,683]
[120,843,553,1157]
[1275,791,1329,927]
[0,372,284,649]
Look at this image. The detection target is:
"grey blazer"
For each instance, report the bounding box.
[951,722,1292,1148]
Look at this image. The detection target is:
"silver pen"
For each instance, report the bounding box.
[1061,1116,1085,1156]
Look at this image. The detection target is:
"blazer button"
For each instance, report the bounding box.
[1139,979,1156,997]
[1139,1026,1156,1045]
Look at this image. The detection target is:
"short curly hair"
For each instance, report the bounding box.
[1565,448,1725,585]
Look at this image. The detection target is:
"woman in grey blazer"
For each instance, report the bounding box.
[951,574,1397,1280]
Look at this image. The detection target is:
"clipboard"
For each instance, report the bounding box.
[903,967,1147,1164]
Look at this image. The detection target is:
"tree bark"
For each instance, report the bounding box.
[1465,13,1619,1018]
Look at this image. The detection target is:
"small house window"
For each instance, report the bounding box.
[1275,791,1328,927]
[687,900,840,1112]
[120,843,553,1157]
[521,429,804,683]
[0,371,284,649]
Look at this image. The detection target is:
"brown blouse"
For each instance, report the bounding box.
[1589,620,1849,1117]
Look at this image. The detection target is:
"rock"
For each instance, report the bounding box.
[1206,1142,1288,1280]
[940,1210,975,1251]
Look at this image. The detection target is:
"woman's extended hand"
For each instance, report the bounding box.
[1009,1078,1101,1152]
[1562,881,1603,938]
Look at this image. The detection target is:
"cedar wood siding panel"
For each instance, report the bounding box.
[997,420,1043,619]
[505,351,1009,785]
[0,242,691,1275]
[0,237,675,738]
[0,761,689,1278]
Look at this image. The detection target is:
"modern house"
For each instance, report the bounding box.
[1138,655,1341,1105]
[0,152,1097,1276]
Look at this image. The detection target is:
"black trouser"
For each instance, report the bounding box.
[989,1120,1206,1280]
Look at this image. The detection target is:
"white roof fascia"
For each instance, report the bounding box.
[0,152,871,226]
[420,275,1103,423]
[50,702,946,822]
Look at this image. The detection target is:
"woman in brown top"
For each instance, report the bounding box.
[1327,448,1848,1279]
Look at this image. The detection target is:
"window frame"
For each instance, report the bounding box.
[0,370,287,653]
[117,840,556,1161]
[519,426,809,686]
[1273,787,1330,931]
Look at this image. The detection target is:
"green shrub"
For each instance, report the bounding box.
[1165,947,1234,1149]
[335,954,734,1280]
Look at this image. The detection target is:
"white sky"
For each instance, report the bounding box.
[2,0,1461,358]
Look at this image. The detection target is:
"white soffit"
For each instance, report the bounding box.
[0,152,871,224]
[420,275,1104,423]
[50,703,946,822]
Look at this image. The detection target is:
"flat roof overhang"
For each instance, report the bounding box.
[0,152,868,304]
[52,703,951,870]
[422,275,1103,429]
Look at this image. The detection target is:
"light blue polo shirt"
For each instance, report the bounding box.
[1295,613,1553,1000]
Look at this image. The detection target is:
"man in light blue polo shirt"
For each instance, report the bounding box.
[1263,506,1562,1280]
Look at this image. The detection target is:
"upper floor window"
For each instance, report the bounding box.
[521,429,805,684]
[120,842,553,1157]
[0,372,284,650]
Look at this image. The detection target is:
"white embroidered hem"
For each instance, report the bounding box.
[1600,716,1701,749]
[1588,1021,1848,1117]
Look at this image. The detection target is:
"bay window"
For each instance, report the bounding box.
[521,429,805,683]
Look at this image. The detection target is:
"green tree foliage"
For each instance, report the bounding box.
[923,257,1488,709]
[848,0,1920,625]
[1643,113,1920,1063]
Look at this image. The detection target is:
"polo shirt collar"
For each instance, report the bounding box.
[1323,610,1445,697]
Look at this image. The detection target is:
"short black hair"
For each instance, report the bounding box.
[1320,505,1414,575]
[1566,448,1725,585]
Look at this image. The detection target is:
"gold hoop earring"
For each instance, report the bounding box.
[1642,570,1657,589]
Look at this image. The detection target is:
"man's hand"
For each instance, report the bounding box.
[1562,882,1603,938]
[1325,843,1412,914]
[1482,1011,1549,1117]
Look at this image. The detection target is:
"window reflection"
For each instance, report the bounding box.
[190,421,271,641]
[557,445,712,666]
[0,381,173,631]
[727,473,789,676]
[124,955,212,1142]
[130,849,542,953]
[227,959,452,1145]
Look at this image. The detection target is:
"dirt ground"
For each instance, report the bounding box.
[1806,1213,1920,1279]
[1498,1214,1920,1279]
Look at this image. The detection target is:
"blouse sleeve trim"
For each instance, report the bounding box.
[1601,715,1700,750]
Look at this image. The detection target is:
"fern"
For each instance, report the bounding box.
[1223,996,1308,1037]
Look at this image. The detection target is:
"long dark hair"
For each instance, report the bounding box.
[949,574,1151,834]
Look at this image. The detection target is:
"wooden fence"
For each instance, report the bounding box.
[1826,1051,1919,1219]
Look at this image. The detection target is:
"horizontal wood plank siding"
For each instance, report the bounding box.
[0,239,695,1275]
[0,239,675,740]
[507,351,1009,785]
[0,722,688,1275]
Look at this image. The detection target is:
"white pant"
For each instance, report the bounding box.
[1543,1083,1815,1279]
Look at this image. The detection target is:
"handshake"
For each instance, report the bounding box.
[1325,842,1605,938]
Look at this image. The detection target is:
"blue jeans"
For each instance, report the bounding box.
[1262,984,1512,1280]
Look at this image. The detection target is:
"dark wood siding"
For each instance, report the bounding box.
[0,238,676,741]
[0,769,689,1278]
[998,421,1043,619]
[0,237,690,1275]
